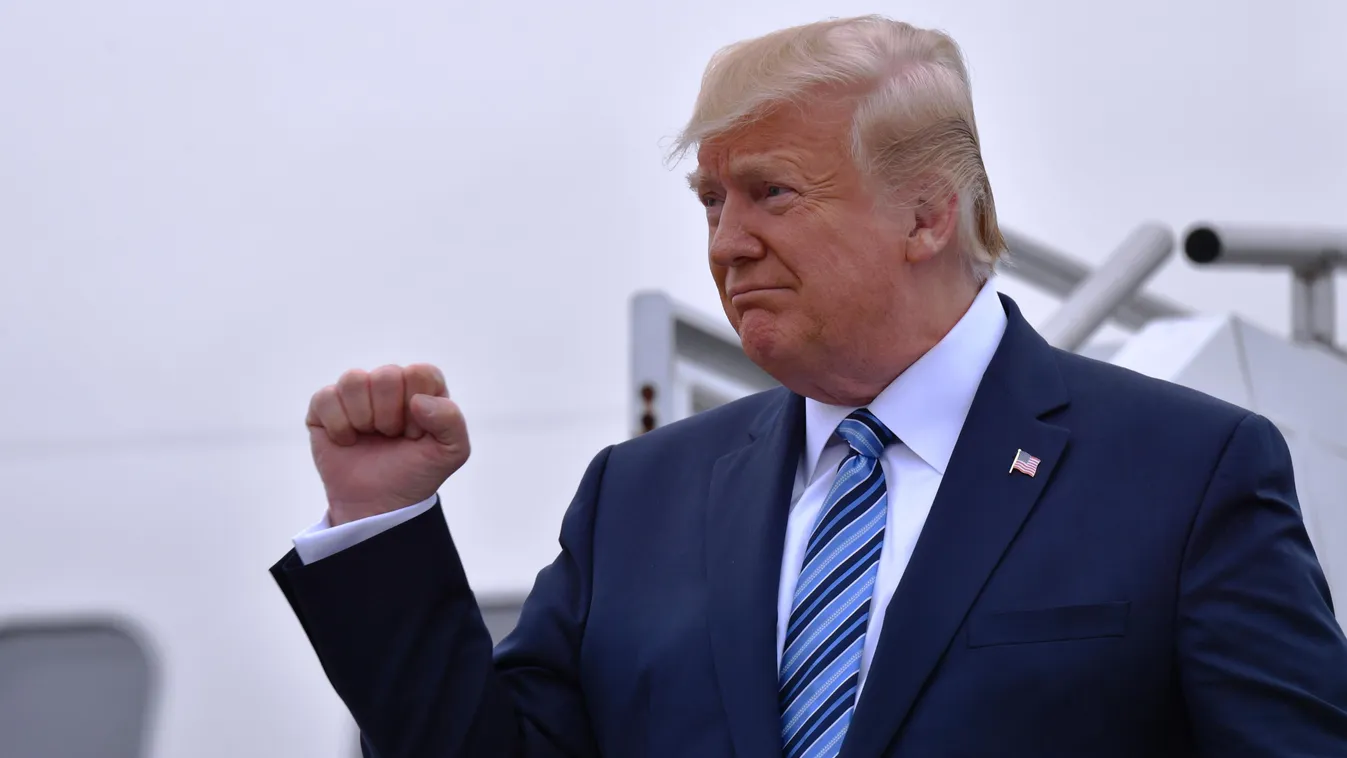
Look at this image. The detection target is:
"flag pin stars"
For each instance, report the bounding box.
[1009,449,1041,477]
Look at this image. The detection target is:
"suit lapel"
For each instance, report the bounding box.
[706,389,804,758]
[840,295,1072,758]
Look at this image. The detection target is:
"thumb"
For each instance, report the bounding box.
[409,394,468,446]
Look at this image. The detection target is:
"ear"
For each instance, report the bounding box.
[905,190,959,264]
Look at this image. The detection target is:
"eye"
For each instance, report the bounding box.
[701,194,720,208]
[765,185,786,197]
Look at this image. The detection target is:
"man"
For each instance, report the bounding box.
[272,15,1347,758]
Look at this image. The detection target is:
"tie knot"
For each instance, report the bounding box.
[836,408,898,459]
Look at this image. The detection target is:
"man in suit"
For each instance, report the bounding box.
[272,15,1347,758]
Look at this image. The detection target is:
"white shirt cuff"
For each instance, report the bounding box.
[291,495,438,565]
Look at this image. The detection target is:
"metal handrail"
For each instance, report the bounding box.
[1184,223,1347,349]
[999,227,1190,330]
[1037,223,1177,352]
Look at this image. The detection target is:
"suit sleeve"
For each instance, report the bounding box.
[271,446,612,758]
[1178,413,1347,756]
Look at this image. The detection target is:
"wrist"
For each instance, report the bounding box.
[326,496,430,527]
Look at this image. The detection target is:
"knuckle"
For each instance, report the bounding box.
[320,387,345,412]
[408,363,442,384]
[337,368,368,390]
[370,365,402,388]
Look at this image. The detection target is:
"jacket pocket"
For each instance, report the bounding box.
[967,601,1130,648]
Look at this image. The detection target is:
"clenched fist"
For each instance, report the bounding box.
[306,363,470,526]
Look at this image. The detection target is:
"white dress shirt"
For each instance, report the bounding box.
[292,282,1008,689]
[776,282,1006,693]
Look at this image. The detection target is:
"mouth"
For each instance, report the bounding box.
[728,286,790,301]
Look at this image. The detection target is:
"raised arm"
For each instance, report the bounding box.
[271,363,606,757]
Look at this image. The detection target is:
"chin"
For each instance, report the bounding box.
[735,310,800,378]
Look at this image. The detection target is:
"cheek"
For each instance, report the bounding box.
[796,250,865,300]
[809,230,894,291]
[792,253,893,331]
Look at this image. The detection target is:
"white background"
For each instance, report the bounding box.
[2,1,1344,755]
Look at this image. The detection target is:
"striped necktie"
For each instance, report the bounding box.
[780,408,897,758]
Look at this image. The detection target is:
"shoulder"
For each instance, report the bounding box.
[1057,348,1249,420]
[1049,347,1261,454]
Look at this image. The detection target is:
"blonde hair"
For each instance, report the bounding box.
[672,15,1005,280]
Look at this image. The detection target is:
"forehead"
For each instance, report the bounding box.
[693,100,852,184]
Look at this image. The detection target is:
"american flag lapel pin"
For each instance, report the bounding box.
[1009,448,1041,477]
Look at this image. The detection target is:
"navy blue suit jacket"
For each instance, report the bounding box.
[273,295,1347,757]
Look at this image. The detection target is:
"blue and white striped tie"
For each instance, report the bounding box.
[780,408,897,758]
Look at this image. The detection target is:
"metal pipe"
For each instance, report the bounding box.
[630,292,676,435]
[1001,227,1190,329]
[1039,223,1177,352]
[1184,224,1347,271]
[1292,269,1337,346]
[1184,223,1346,349]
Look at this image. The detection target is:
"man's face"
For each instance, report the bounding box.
[691,97,915,385]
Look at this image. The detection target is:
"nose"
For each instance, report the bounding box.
[708,197,766,268]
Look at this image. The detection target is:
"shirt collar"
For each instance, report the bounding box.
[802,280,1008,482]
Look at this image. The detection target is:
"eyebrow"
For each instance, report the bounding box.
[685,168,707,194]
[686,155,796,195]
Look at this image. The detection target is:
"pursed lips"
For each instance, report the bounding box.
[727,285,790,300]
